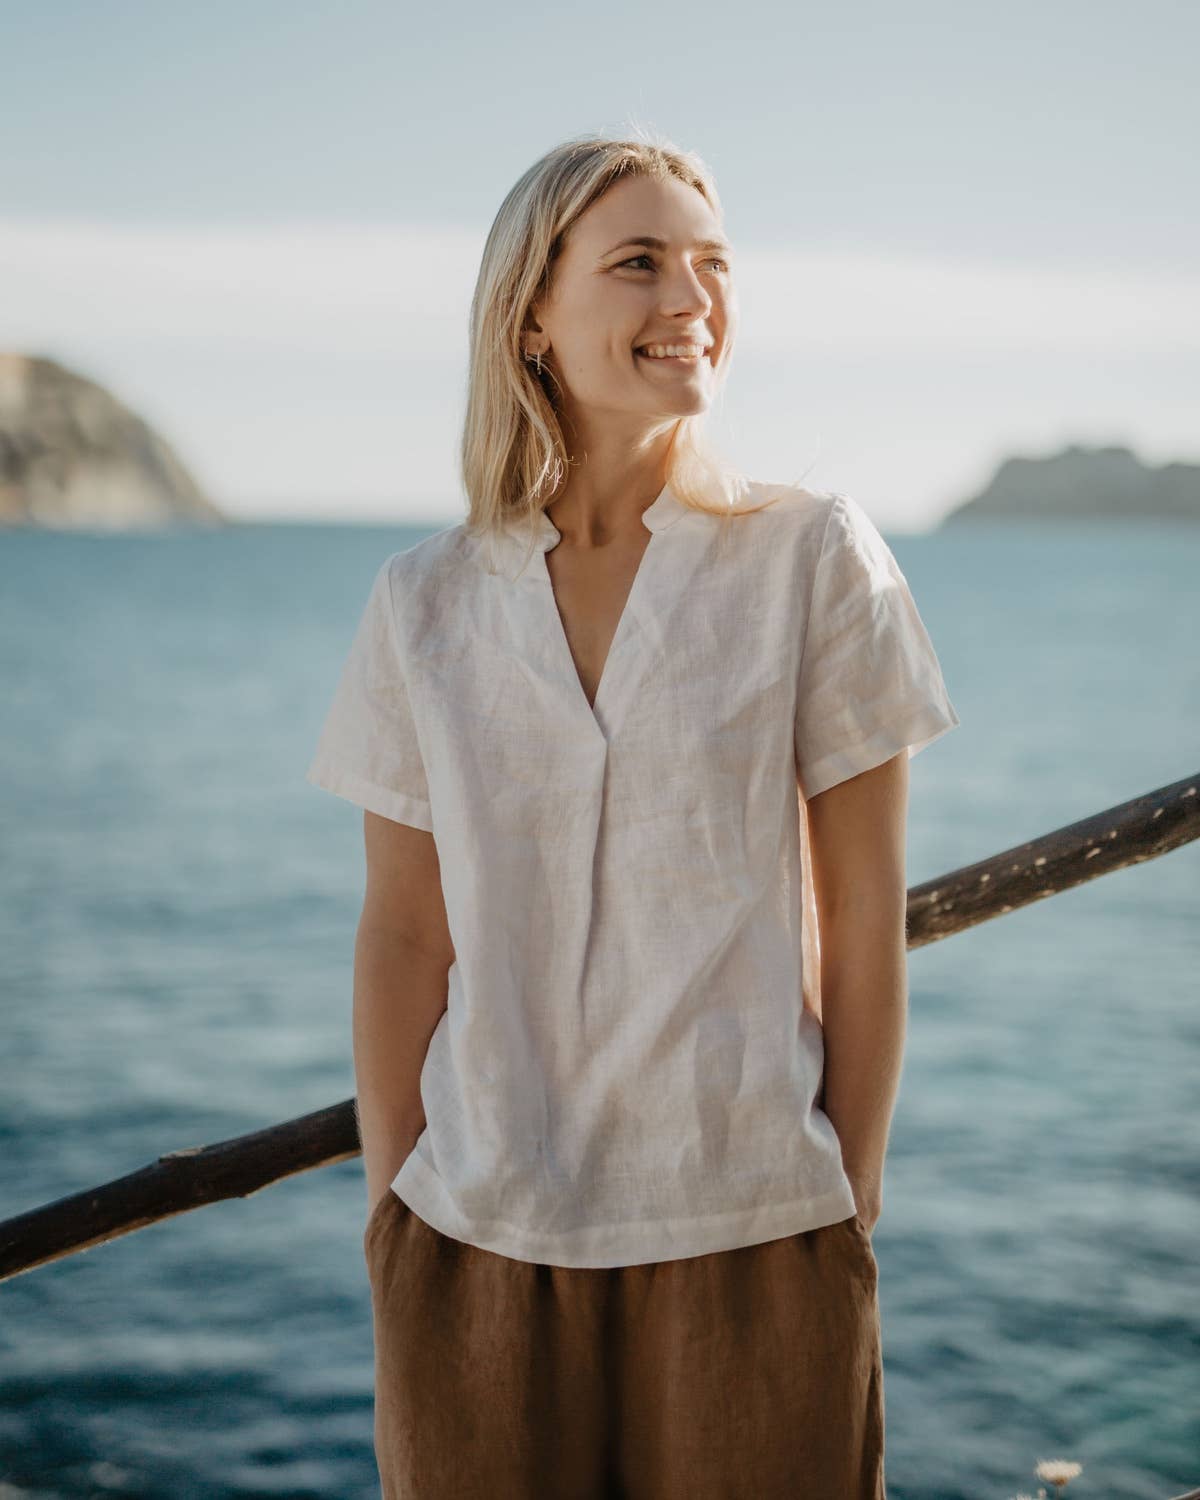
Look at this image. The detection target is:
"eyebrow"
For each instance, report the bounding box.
[603,235,734,258]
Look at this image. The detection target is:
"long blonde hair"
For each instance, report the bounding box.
[461,128,770,556]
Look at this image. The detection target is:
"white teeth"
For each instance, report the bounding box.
[638,343,706,359]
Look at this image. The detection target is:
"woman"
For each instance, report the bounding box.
[307,131,959,1498]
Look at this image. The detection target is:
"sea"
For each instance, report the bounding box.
[1,515,1197,1500]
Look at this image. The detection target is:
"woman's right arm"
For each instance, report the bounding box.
[354,809,455,1220]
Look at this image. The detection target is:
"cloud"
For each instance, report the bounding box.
[2,216,1196,360]
[0,218,480,358]
[744,246,1199,355]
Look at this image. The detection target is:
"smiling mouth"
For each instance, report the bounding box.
[634,348,713,365]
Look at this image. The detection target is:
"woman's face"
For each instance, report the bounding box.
[528,173,738,432]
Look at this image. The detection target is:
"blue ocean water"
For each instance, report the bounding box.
[0,515,1197,1500]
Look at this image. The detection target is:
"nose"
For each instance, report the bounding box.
[658,257,713,320]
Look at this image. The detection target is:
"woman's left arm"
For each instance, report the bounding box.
[804,748,912,1235]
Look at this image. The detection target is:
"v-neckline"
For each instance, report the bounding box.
[525,481,688,741]
[542,529,653,723]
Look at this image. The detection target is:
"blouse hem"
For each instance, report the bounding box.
[390,1149,860,1268]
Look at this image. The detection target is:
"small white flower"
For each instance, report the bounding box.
[1035,1458,1083,1487]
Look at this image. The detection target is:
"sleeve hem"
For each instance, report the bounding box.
[306,758,435,832]
[798,699,960,802]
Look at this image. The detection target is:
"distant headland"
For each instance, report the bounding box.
[940,443,1200,525]
[0,353,226,530]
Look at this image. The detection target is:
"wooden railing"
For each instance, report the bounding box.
[2,768,1196,1285]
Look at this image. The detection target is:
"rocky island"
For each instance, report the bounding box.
[940,443,1199,525]
[0,352,226,530]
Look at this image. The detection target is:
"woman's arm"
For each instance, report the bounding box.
[803,750,911,1234]
[354,810,455,1218]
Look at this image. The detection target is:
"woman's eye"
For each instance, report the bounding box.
[620,254,730,272]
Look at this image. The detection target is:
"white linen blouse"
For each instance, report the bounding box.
[306,478,960,1267]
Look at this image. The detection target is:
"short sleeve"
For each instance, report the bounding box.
[794,493,960,802]
[305,556,434,831]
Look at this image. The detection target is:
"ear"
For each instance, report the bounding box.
[521,309,548,362]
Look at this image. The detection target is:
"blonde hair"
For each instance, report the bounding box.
[460,128,773,564]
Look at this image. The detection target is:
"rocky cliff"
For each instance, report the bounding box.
[941,443,1199,524]
[0,353,227,529]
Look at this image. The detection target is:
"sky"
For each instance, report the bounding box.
[1,0,1196,531]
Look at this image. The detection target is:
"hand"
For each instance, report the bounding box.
[851,1188,882,1235]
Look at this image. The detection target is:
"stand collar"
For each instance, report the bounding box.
[501,479,689,554]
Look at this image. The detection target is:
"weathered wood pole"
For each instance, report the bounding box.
[3,769,1196,1284]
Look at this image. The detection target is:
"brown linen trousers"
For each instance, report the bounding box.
[363,1188,885,1498]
